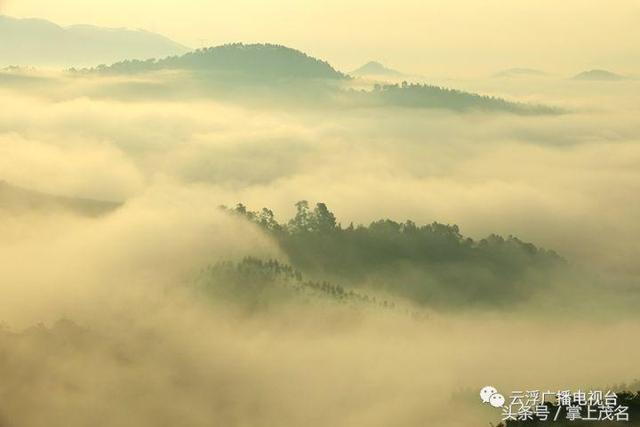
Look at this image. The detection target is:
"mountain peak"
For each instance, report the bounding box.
[89,43,348,80]
[351,61,405,77]
[573,69,626,81]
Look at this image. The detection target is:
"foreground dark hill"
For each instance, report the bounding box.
[0,181,121,216]
[0,15,189,67]
[225,201,565,307]
[88,43,347,81]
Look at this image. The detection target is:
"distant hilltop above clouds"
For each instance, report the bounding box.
[572,69,627,81]
[351,61,406,78]
[0,15,190,67]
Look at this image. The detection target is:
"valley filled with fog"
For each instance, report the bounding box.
[1,45,639,426]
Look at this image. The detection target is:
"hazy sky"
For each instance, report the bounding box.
[3,0,640,77]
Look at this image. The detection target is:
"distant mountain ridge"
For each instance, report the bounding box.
[85,43,347,81]
[573,69,626,81]
[493,68,547,78]
[0,15,189,67]
[0,180,121,216]
[351,61,405,77]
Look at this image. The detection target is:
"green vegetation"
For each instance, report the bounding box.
[82,43,347,81]
[74,43,559,114]
[356,82,560,114]
[197,257,418,315]
[224,201,565,307]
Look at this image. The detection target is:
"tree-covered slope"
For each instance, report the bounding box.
[87,43,347,81]
[197,257,412,314]
[77,43,558,114]
[352,82,560,114]
[224,201,565,307]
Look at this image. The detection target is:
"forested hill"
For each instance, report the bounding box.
[76,43,558,114]
[223,202,565,307]
[83,43,347,80]
[357,82,559,114]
